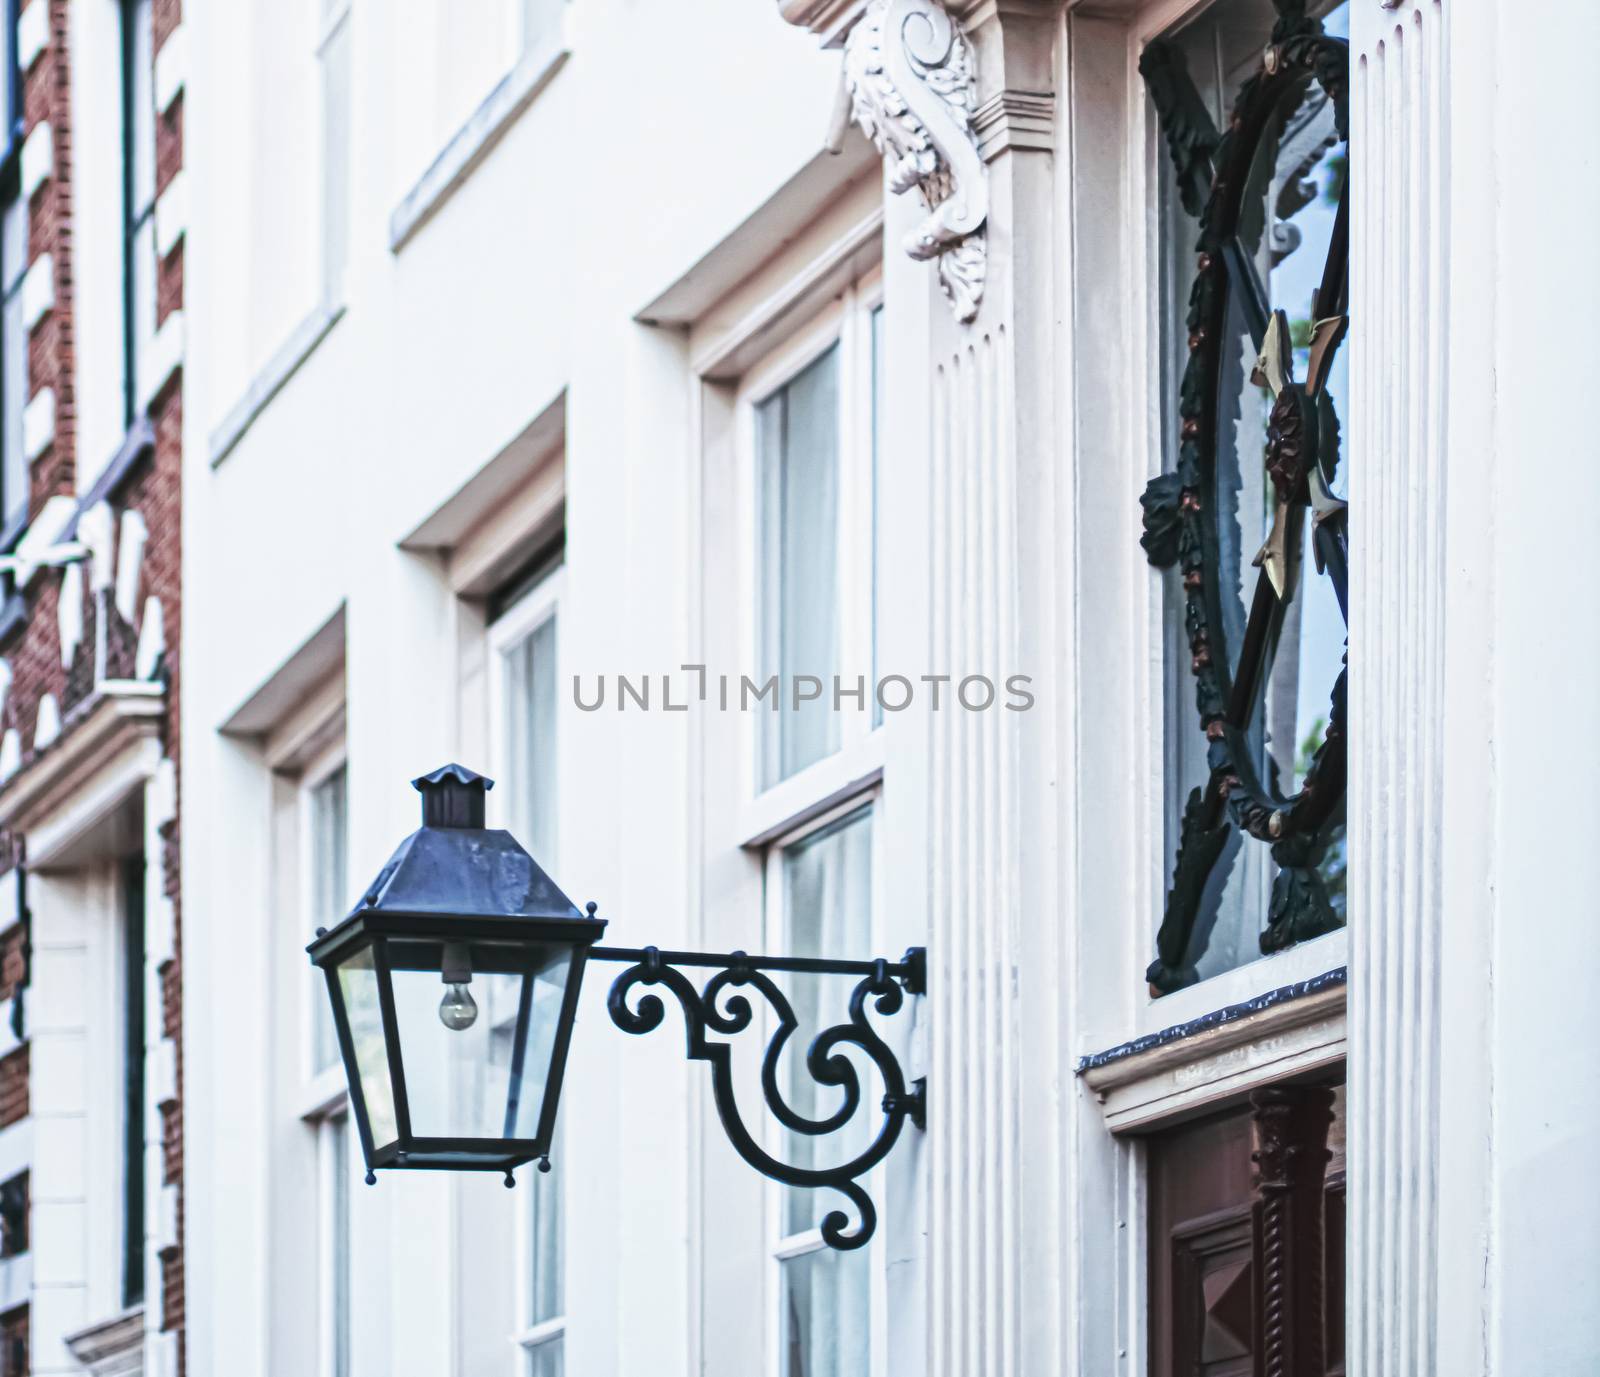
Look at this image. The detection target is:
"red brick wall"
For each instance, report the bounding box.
[0,1304,25,1377]
[22,0,76,506]
[150,3,185,1365]
[0,0,186,1368]
[0,1049,26,1131]
[0,928,23,1004]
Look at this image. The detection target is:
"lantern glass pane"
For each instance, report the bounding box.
[336,946,399,1149]
[388,939,574,1144]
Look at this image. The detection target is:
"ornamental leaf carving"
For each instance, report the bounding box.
[844,0,988,322]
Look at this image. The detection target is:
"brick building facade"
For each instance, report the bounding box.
[0,0,186,1372]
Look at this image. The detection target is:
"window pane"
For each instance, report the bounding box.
[122,0,155,422]
[520,0,563,51]
[320,13,352,303]
[759,346,841,788]
[529,1144,562,1323]
[331,1115,351,1377]
[126,0,155,208]
[337,947,399,1148]
[781,806,872,1236]
[1,199,27,528]
[0,26,11,147]
[1157,0,1350,982]
[870,305,884,729]
[780,1246,870,1377]
[312,767,349,1073]
[505,611,558,865]
[526,1338,563,1377]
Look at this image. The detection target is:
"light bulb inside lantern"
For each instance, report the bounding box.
[439,982,479,1031]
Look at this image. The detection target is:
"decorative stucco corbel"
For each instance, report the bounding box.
[843,0,988,322]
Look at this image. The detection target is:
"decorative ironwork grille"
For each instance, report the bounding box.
[1140,0,1350,992]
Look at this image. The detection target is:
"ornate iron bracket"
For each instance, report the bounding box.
[589,942,927,1251]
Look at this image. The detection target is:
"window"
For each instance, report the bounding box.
[767,803,876,1377]
[758,345,841,785]
[304,757,352,1377]
[490,562,565,1374]
[868,303,884,729]
[0,0,25,538]
[121,0,155,425]
[318,1110,352,1377]
[120,853,146,1309]
[496,573,560,864]
[307,761,348,1076]
[318,0,352,305]
[0,1172,25,1259]
[749,282,881,795]
[517,0,564,54]
[516,1146,563,1376]
[1140,0,1350,992]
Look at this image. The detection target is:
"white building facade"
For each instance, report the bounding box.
[178,1,1600,1376]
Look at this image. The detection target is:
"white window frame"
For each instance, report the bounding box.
[509,1186,564,1372]
[486,562,564,834]
[761,789,887,1377]
[299,739,350,1113]
[387,0,570,253]
[487,564,568,1372]
[313,1104,352,1377]
[1127,0,1349,1044]
[316,0,353,308]
[513,0,566,62]
[283,712,354,1377]
[735,271,884,846]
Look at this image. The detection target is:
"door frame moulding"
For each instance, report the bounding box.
[1081,969,1345,1133]
[0,683,165,863]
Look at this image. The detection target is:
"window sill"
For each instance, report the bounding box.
[64,1306,145,1374]
[1134,924,1349,1041]
[298,1067,349,1122]
[513,1316,566,1352]
[70,419,157,534]
[388,37,570,253]
[739,737,885,850]
[209,301,346,468]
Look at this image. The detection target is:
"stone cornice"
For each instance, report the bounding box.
[777,0,869,45]
[0,682,164,839]
[1079,969,1348,1088]
[972,88,1054,157]
[946,0,1067,19]
[64,1308,145,1376]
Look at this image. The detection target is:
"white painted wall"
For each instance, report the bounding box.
[181,1,1600,1376]
[183,3,854,1377]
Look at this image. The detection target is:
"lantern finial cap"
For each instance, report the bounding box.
[411,763,494,829]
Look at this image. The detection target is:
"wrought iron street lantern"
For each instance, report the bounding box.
[309,765,926,1250]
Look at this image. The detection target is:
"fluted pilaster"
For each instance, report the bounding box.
[1346,3,1448,1372]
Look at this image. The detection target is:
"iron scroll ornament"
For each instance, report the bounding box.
[590,941,927,1252]
[1139,2,1350,992]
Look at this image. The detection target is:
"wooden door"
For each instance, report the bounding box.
[1148,1083,1345,1377]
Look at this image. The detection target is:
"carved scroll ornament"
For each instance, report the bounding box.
[843,0,988,322]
